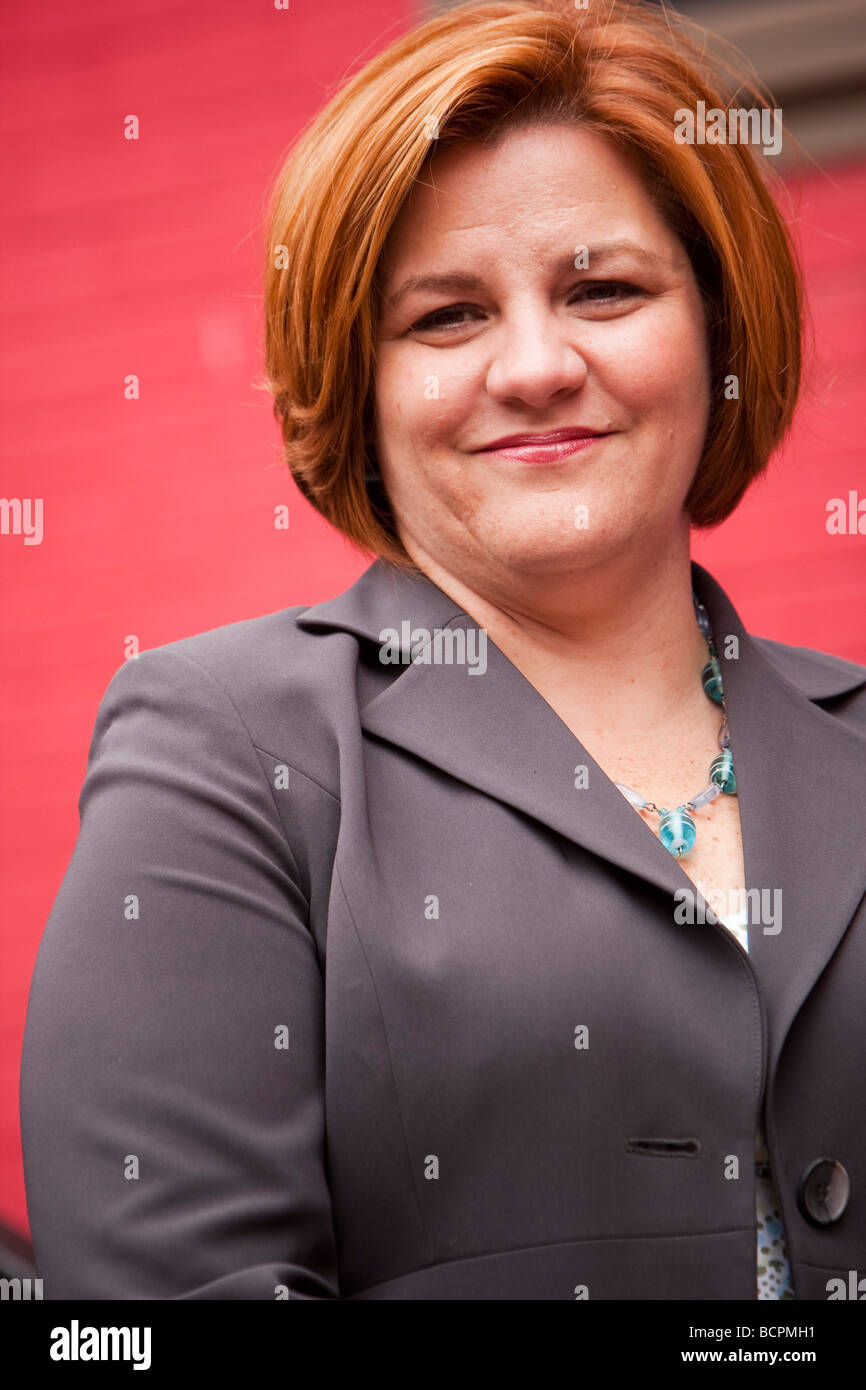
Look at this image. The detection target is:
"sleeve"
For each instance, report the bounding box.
[19,647,340,1299]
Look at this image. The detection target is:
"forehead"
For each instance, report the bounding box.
[378,123,682,280]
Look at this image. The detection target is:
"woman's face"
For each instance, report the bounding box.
[372,123,711,585]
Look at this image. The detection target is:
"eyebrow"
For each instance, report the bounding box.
[384,239,672,309]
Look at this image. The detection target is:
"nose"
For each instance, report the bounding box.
[485,306,590,409]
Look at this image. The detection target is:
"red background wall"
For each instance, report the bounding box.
[1,0,864,1242]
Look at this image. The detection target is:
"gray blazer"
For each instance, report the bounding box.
[19,558,866,1299]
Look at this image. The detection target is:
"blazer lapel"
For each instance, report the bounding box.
[698,564,866,1078]
[297,557,866,1078]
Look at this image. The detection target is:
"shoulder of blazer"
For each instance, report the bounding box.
[123,603,351,804]
[750,634,866,716]
[137,597,866,773]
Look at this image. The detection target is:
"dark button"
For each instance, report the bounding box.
[797,1158,850,1226]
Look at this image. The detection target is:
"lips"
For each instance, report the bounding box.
[475,427,606,451]
[474,426,612,465]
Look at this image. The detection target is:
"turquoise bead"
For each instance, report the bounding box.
[702,656,724,703]
[658,807,697,857]
[710,749,737,793]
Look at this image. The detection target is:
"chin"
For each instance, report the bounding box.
[481,525,608,577]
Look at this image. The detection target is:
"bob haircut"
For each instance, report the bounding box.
[262,0,803,572]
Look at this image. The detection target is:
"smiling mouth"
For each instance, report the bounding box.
[476,433,612,464]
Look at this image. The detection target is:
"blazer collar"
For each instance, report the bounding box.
[298,557,866,1079]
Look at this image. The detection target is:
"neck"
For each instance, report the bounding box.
[401,524,710,736]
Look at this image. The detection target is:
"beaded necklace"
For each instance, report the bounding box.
[613,590,736,858]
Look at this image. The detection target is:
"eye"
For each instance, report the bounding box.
[408,303,481,333]
[407,280,645,334]
[572,280,642,304]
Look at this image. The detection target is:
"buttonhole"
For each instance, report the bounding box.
[625,1137,701,1158]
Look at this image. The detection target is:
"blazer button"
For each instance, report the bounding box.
[797,1158,850,1227]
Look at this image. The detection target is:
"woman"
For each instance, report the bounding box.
[20,0,866,1301]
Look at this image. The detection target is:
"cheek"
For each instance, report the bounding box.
[377,355,469,449]
[599,308,709,418]
[374,357,478,511]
